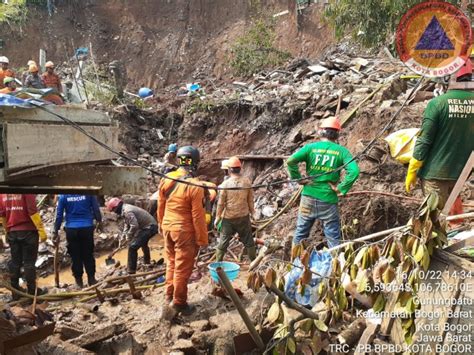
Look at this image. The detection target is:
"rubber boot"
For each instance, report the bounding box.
[246,246,257,261]
[75,276,84,288]
[128,247,138,274]
[24,268,38,295]
[87,275,97,286]
[10,277,23,301]
[142,245,151,265]
[215,249,225,262]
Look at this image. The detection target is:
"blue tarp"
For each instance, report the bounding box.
[284,250,333,307]
[0,93,51,108]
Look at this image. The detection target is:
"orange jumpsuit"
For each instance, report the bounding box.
[158,168,208,306]
[41,72,62,92]
[0,69,15,89]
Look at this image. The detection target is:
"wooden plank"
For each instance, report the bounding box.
[444,235,474,253]
[442,151,474,215]
[4,123,119,170]
[0,105,111,126]
[434,248,474,271]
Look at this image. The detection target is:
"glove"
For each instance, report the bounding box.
[30,213,47,242]
[215,219,223,232]
[405,158,423,193]
[205,213,212,225]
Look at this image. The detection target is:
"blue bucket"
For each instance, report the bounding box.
[208,261,240,282]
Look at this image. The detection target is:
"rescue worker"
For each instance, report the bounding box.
[287,116,360,249]
[106,197,158,274]
[406,60,474,210]
[22,60,37,85]
[0,56,15,89]
[42,61,62,93]
[53,194,103,288]
[24,64,45,89]
[158,146,207,314]
[163,143,178,172]
[0,194,47,299]
[201,180,217,227]
[214,156,256,261]
[0,77,16,94]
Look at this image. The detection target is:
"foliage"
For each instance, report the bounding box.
[324,0,463,48]
[229,18,291,77]
[0,0,28,26]
[186,97,216,114]
[250,192,447,352]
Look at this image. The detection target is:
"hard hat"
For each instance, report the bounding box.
[456,59,473,80]
[0,56,9,64]
[227,156,242,168]
[29,64,39,73]
[45,61,55,68]
[177,146,200,167]
[106,197,122,211]
[220,159,229,170]
[320,116,342,131]
[168,143,178,153]
[138,87,153,99]
[27,60,36,66]
[3,77,14,85]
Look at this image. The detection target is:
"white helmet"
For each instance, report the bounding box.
[0,56,9,64]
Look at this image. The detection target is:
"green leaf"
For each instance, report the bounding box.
[298,319,314,333]
[373,294,386,313]
[287,337,297,354]
[267,302,281,324]
[314,319,328,332]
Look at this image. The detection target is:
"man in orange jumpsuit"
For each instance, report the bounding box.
[41,61,62,93]
[158,146,208,315]
[0,57,15,89]
[0,77,17,94]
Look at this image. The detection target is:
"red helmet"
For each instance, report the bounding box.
[456,59,473,80]
[320,116,342,131]
[106,197,122,211]
[227,156,242,168]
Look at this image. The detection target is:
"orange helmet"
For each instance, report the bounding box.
[29,64,39,73]
[227,156,242,168]
[320,116,342,131]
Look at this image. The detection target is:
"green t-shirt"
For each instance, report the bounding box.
[286,140,360,204]
[414,90,474,180]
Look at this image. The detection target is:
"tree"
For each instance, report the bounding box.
[324,0,463,48]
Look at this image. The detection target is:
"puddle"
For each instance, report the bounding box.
[38,235,164,287]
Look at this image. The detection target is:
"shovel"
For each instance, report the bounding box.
[105,235,127,266]
[53,238,60,287]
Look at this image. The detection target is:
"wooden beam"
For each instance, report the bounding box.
[444,235,474,253]
[433,248,474,271]
[442,151,474,215]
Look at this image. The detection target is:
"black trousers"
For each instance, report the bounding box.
[65,227,95,280]
[128,224,158,272]
[8,230,39,294]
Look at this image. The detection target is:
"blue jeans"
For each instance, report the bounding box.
[293,195,340,248]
